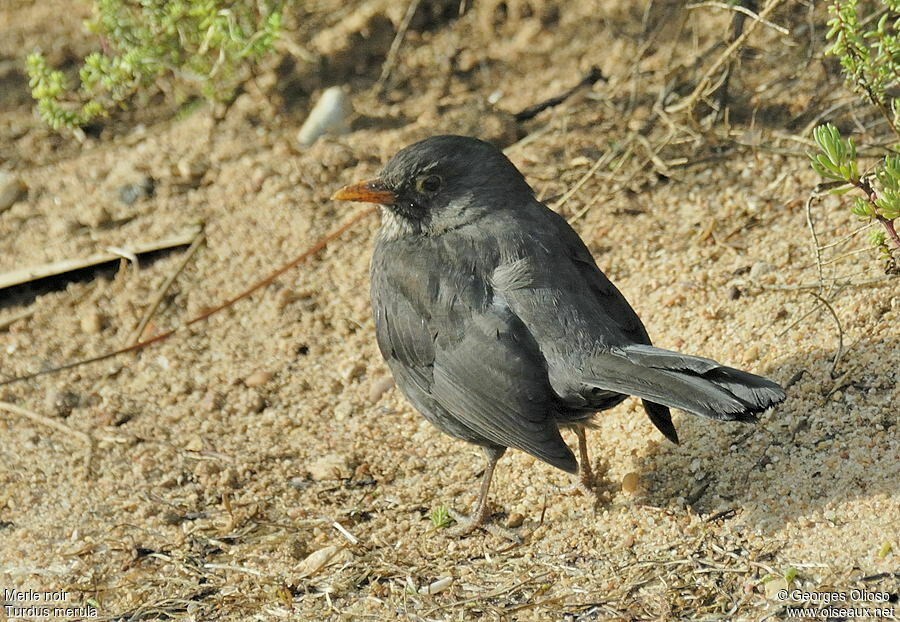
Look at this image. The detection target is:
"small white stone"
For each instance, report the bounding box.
[297,86,352,146]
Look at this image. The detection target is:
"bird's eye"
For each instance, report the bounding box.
[416,174,442,194]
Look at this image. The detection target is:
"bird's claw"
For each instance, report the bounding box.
[445,508,523,543]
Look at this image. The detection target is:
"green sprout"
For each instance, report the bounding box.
[825,0,900,142]
[27,0,282,132]
[783,567,799,584]
[810,123,900,264]
[810,124,859,184]
[429,506,453,529]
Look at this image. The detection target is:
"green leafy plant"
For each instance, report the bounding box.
[809,1,900,267]
[810,124,900,261]
[825,0,900,141]
[27,0,282,131]
[428,505,453,530]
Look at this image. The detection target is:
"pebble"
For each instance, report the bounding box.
[339,362,365,383]
[176,156,209,181]
[333,402,353,421]
[368,376,395,403]
[118,177,155,205]
[749,261,772,279]
[297,86,352,147]
[244,370,272,387]
[742,344,759,363]
[45,389,80,418]
[506,512,525,528]
[297,545,342,578]
[307,453,352,481]
[419,576,453,595]
[185,436,204,452]
[80,310,103,334]
[622,472,640,493]
[0,171,27,212]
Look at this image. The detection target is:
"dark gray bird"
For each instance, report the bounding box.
[332,135,785,534]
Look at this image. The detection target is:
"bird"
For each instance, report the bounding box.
[332,135,786,535]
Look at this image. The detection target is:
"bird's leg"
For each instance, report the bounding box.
[447,446,520,541]
[574,425,594,490]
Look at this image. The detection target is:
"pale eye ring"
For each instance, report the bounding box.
[417,174,442,194]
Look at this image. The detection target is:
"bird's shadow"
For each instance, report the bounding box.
[630,337,898,533]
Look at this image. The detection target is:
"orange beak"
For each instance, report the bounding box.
[331,178,396,204]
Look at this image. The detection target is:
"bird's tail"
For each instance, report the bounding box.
[583,344,786,443]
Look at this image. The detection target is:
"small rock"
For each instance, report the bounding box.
[298,545,342,578]
[742,344,759,363]
[368,376,395,403]
[200,390,225,413]
[569,156,592,167]
[339,362,365,383]
[0,171,27,212]
[297,86,352,147]
[307,453,352,481]
[333,402,353,421]
[80,310,103,334]
[185,436,204,452]
[275,288,296,310]
[45,389,80,418]
[244,370,272,387]
[245,392,266,414]
[118,177,155,205]
[622,472,640,494]
[75,203,111,228]
[176,156,209,181]
[505,512,525,528]
[749,261,772,280]
[419,576,453,595]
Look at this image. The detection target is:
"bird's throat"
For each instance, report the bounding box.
[378,206,422,240]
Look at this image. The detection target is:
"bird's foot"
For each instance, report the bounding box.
[446,508,523,543]
[563,459,610,506]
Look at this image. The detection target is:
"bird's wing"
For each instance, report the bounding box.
[490,204,783,428]
[429,303,577,472]
[371,240,577,473]
[488,206,655,393]
[486,205,681,439]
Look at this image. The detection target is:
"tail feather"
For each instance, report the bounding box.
[584,345,786,433]
[642,399,679,444]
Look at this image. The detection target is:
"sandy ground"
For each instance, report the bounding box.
[1,1,898,620]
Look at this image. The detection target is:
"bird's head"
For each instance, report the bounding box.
[331,135,533,237]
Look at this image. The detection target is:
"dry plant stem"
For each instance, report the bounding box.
[126,228,206,345]
[0,207,376,387]
[809,292,845,378]
[0,308,36,331]
[375,0,421,92]
[513,66,605,122]
[875,215,900,249]
[423,571,552,615]
[0,400,93,445]
[665,0,786,114]
[685,1,789,35]
[855,177,900,250]
[0,400,95,478]
[805,191,826,291]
